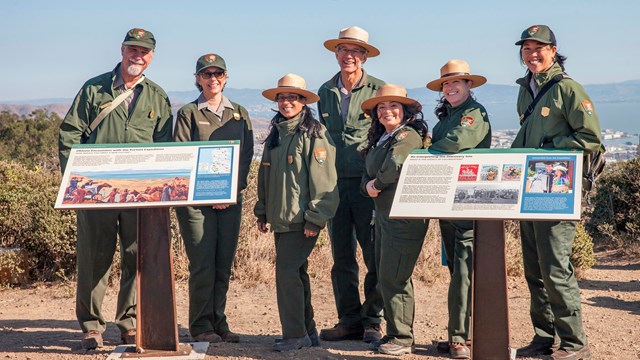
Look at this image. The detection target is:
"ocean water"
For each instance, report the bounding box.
[463,102,639,135]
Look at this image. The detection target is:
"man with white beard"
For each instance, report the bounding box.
[58,28,173,350]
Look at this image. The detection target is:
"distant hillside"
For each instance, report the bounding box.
[2,80,638,120]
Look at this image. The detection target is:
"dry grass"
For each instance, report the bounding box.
[112,162,525,288]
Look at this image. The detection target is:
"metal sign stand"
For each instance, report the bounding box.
[118,208,193,358]
[471,220,515,360]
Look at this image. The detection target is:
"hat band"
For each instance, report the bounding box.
[278,85,305,90]
[441,71,471,79]
[338,36,368,45]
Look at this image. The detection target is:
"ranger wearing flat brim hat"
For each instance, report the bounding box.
[122,28,156,50]
[324,25,380,57]
[515,24,556,46]
[361,84,422,115]
[426,60,487,92]
[262,73,320,103]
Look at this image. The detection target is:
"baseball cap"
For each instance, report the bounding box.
[196,53,227,73]
[515,25,556,46]
[122,28,156,50]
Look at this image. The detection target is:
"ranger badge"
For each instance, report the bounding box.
[460,115,475,127]
[581,100,594,116]
[314,148,327,164]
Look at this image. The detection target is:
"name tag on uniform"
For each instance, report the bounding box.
[262,162,271,167]
[322,113,329,118]
[198,121,209,125]
[99,102,112,109]
[541,107,550,117]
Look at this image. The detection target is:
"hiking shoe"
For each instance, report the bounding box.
[276,329,320,347]
[363,323,383,343]
[308,327,320,347]
[369,338,386,351]
[120,329,136,344]
[437,339,472,353]
[516,340,558,357]
[272,335,312,351]
[319,323,364,341]
[218,331,240,343]
[192,331,222,343]
[550,345,591,360]
[378,341,414,355]
[450,342,470,359]
[81,330,103,350]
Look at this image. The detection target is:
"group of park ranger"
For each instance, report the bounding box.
[58,23,600,360]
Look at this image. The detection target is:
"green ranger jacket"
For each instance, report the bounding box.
[317,71,385,178]
[58,63,173,173]
[511,62,601,152]
[430,96,492,153]
[361,126,424,215]
[174,98,254,191]
[254,112,339,233]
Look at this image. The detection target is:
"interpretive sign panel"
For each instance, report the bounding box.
[390,148,583,221]
[55,141,240,209]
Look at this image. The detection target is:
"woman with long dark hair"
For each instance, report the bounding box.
[254,73,339,352]
[360,84,429,356]
[426,59,491,360]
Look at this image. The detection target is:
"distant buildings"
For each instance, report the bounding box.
[491,129,638,161]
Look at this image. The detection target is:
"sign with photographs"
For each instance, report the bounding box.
[390,149,583,220]
[55,141,240,209]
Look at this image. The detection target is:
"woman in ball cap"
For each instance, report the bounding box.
[359,84,430,356]
[254,73,339,352]
[511,25,601,360]
[173,53,254,344]
[426,59,491,359]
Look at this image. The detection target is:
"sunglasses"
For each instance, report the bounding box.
[198,70,226,80]
[275,94,301,103]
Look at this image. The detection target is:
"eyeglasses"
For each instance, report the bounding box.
[198,70,226,80]
[336,46,366,56]
[275,94,300,102]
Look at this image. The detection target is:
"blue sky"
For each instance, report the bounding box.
[2,0,638,101]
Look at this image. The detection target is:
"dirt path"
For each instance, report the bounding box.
[0,249,638,360]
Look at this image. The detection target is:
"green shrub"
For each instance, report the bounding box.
[571,222,596,271]
[586,158,640,247]
[0,161,76,281]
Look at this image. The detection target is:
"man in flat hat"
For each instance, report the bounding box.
[58,27,173,350]
[317,25,385,343]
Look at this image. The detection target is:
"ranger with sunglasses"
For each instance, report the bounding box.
[317,26,385,343]
[174,53,254,344]
[58,28,173,350]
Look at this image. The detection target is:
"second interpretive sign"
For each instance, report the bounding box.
[390,148,583,221]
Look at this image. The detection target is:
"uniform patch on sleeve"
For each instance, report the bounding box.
[395,131,408,141]
[314,148,327,164]
[460,115,475,127]
[148,110,154,119]
[233,112,241,120]
[581,100,594,116]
